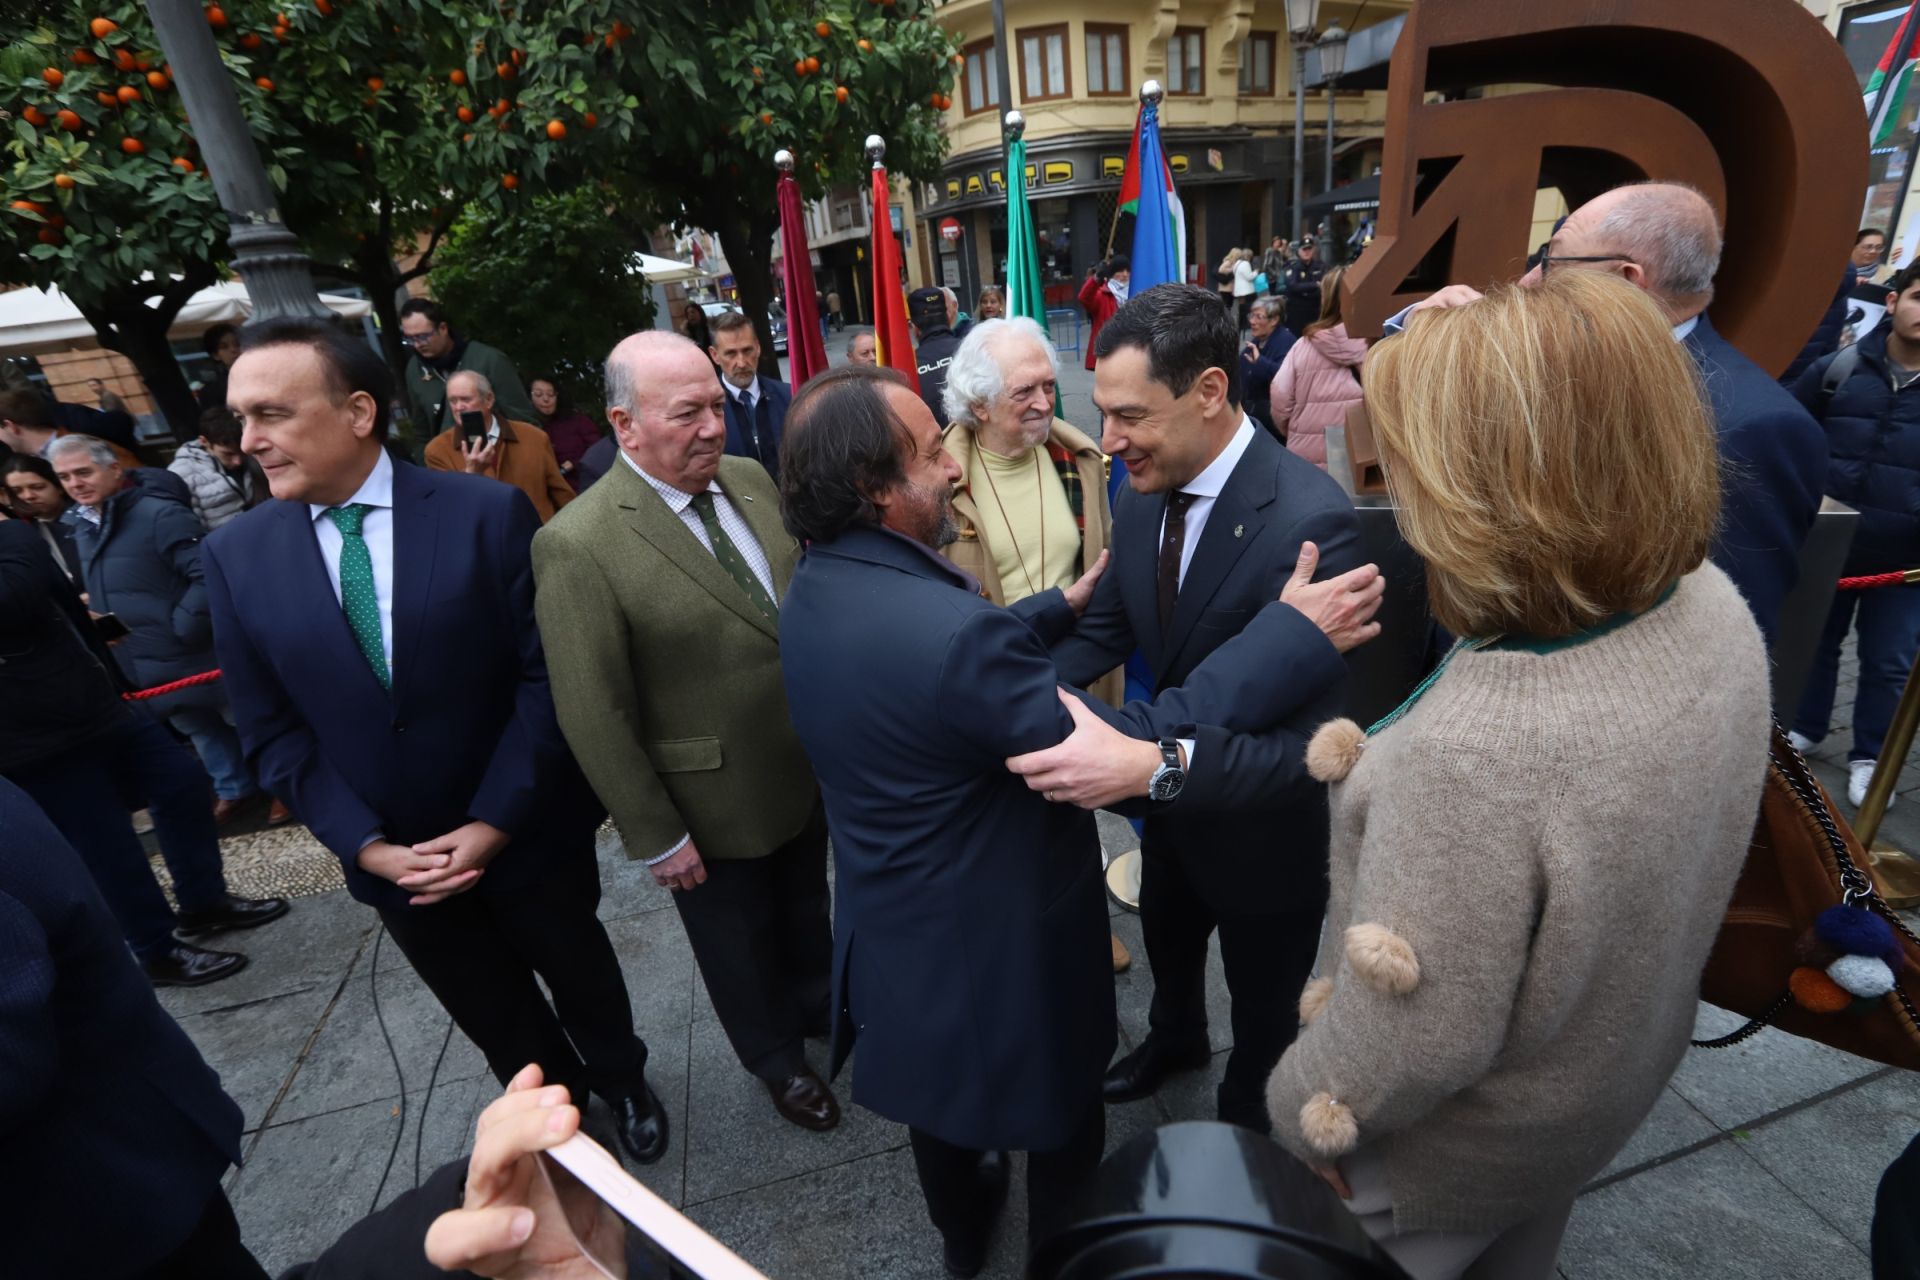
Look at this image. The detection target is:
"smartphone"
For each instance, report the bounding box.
[459,410,488,444]
[540,1132,769,1279]
[93,612,130,642]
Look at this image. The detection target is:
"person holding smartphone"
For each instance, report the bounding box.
[423,371,575,523]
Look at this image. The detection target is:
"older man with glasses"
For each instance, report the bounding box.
[1388,180,1827,646]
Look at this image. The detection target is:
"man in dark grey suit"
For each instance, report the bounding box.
[1050,283,1370,1132]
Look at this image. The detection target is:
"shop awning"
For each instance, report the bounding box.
[0,279,371,357]
[1302,173,1381,216]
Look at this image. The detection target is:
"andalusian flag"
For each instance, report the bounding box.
[1004,134,1046,321]
[1867,0,1920,146]
[869,161,921,391]
[1126,97,1186,290]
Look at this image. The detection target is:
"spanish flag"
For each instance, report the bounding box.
[870,162,921,390]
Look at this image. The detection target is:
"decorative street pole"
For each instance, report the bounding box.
[1285,0,1321,243]
[1320,23,1349,202]
[145,0,330,320]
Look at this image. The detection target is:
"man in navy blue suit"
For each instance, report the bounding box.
[204,317,667,1167]
[0,777,264,1278]
[1400,181,1827,646]
[777,365,1381,1274]
[709,309,792,482]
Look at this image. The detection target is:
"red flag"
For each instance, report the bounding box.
[777,168,828,391]
[870,164,921,391]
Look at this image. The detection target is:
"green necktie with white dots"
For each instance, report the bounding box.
[325,503,390,689]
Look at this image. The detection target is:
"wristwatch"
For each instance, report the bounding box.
[1147,738,1186,802]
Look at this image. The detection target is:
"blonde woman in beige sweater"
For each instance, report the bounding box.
[1268,271,1771,1279]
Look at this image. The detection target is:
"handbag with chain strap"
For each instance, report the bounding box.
[1695,725,1920,1069]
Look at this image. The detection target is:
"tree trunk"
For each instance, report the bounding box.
[709,198,784,380]
[75,270,213,442]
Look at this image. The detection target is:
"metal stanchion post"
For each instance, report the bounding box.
[1851,646,1920,908]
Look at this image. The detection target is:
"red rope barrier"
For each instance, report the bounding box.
[121,670,222,701]
[1838,570,1920,591]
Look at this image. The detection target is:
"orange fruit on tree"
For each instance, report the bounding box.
[239,33,262,49]
[97,91,119,106]
[315,0,333,15]
[120,137,145,153]
[858,39,872,52]
[793,59,806,75]
[751,65,763,79]
[759,110,773,124]
[462,131,473,141]
[172,156,194,171]
[494,97,509,114]
[53,173,76,189]
[147,70,169,89]
[273,26,288,40]
[207,5,228,27]
[72,48,99,65]
[546,119,566,139]
[90,17,117,37]
[510,48,524,67]
[450,69,467,85]
[497,62,514,80]
[45,214,65,228]
[255,76,274,91]
[113,49,137,71]
[952,53,964,66]
[582,111,597,128]
[367,76,383,91]
[22,106,47,126]
[10,200,46,213]
[39,227,64,245]
[805,56,820,74]
[456,105,475,123]
[604,33,616,49]
[816,20,831,36]
[501,173,518,190]
[835,84,849,103]
[56,109,82,131]
[117,85,140,104]
[42,68,64,87]
[930,92,941,107]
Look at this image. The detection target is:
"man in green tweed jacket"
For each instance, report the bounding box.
[532,330,839,1136]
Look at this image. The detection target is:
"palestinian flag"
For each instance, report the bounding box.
[1867,0,1920,147]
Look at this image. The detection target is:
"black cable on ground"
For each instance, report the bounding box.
[367,925,407,1214]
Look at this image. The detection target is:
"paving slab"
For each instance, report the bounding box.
[1559,1140,1868,1280]
[601,906,701,1037]
[595,825,680,924]
[1106,908,1236,1056]
[583,1016,692,1209]
[155,889,372,1020]
[1666,1005,1886,1128]
[174,981,343,1133]
[1594,1085,1721,1182]
[1736,1069,1920,1253]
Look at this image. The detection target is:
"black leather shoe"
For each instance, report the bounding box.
[174,893,290,937]
[941,1150,1009,1279]
[606,1084,669,1165]
[1101,1035,1211,1103]
[145,942,249,987]
[766,1070,841,1131]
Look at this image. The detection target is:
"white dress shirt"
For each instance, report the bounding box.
[1160,415,1258,588]
[1671,315,1700,343]
[620,450,778,864]
[619,451,777,599]
[308,447,397,673]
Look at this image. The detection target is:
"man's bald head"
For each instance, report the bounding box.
[1548,181,1723,321]
[604,329,729,492]
[605,330,713,415]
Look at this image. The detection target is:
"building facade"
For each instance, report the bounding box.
[916,0,1408,311]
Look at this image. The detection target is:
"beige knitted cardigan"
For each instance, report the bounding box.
[1268,564,1771,1235]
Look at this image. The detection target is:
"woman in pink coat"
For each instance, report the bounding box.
[1271,264,1368,468]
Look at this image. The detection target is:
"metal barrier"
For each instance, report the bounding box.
[1046,308,1082,357]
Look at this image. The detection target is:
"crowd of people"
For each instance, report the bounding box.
[4,174,1917,1280]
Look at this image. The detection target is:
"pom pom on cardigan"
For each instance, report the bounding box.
[1827,953,1897,999]
[1298,1091,1359,1157]
[1299,976,1334,1024]
[1789,965,1853,1014]
[1307,718,1366,783]
[1346,923,1421,995]
[1813,905,1900,963]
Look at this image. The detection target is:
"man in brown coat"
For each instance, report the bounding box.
[423,370,574,522]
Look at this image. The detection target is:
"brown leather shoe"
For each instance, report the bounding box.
[1111,932,1132,973]
[266,798,294,827]
[212,796,247,827]
[765,1069,841,1131]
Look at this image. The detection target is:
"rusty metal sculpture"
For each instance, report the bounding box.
[1343,0,1869,377]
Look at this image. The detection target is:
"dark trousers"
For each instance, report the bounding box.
[673,808,832,1080]
[1139,837,1323,1130]
[1874,1129,1920,1277]
[8,714,229,961]
[139,1189,269,1280]
[378,835,647,1106]
[909,1099,1105,1256]
[1793,583,1920,763]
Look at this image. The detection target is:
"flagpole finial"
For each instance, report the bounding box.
[774,149,795,172]
[1004,110,1026,141]
[1141,79,1164,105]
[865,135,887,168]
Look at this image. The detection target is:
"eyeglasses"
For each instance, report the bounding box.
[399,331,437,347]
[1534,244,1636,276]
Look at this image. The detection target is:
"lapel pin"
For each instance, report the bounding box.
[742,494,754,502]
[1234,524,1245,538]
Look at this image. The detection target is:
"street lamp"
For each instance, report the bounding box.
[1319,21,1349,238]
[145,0,330,321]
[1285,0,1321,243]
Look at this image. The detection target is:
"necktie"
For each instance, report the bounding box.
[689,491,778,622]
[1158,490,1197,632]
[325,503,390,688]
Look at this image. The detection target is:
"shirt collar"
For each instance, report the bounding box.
[1671,315,1701,343]
[1178,416,1258,501]
[728,377,758,405]
[309,446,394,524]
[618,448,705,515]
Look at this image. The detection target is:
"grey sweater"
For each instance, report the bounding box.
[1269,565,1771,1234]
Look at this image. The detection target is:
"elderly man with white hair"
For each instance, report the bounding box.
[423,368,574,522]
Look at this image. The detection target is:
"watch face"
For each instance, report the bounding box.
[1151,771,1185,802]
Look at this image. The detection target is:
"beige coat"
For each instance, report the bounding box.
[942,417,1122,706]
[531,456,817,862]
